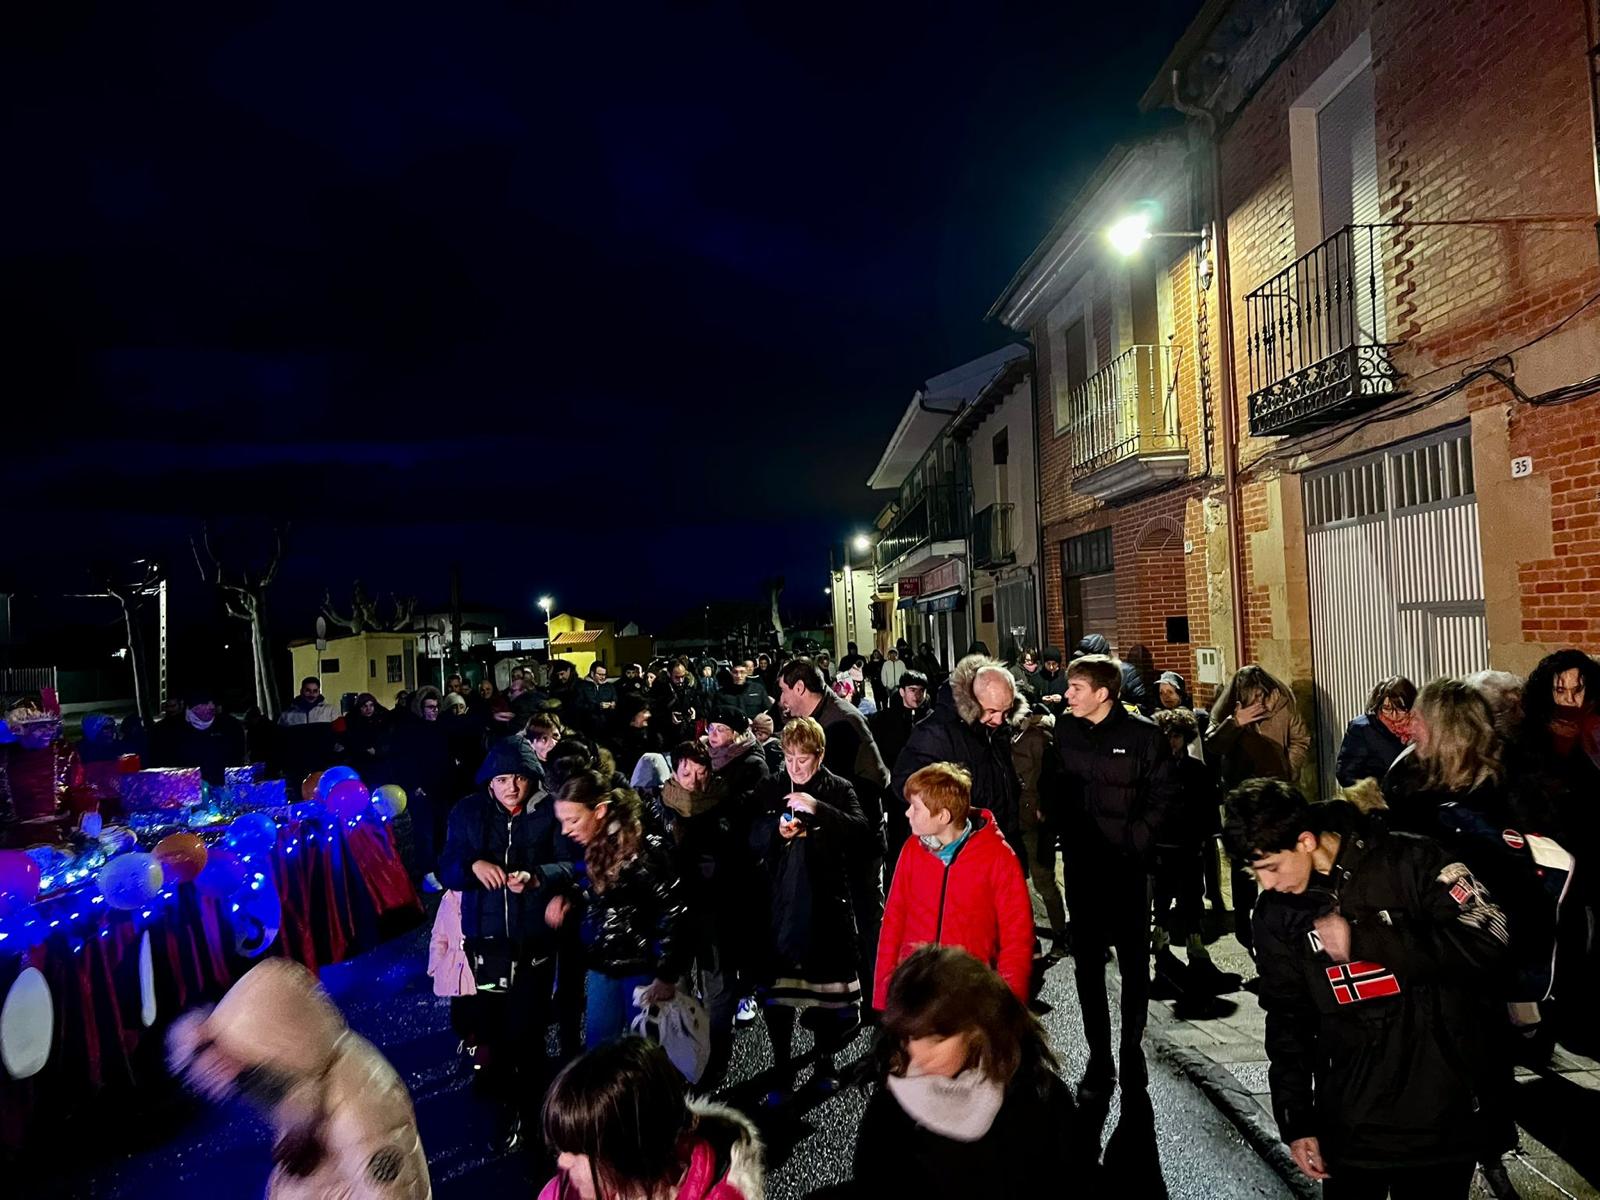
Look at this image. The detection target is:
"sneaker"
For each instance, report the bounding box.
[421,873,444,894]
[1188,958,1245,996]
[736,997,758,1024]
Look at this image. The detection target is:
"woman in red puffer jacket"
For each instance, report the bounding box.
[874,762,1034,1010]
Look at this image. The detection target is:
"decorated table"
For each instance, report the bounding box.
[0,763,421,1153]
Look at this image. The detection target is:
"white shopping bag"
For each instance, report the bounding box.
[630,985,712,1083]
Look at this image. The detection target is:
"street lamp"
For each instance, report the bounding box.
[852,532,872,554]
[1107,205,1207,264]
[538,596,553,655]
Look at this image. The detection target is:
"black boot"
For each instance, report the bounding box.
[1079,1049,1117,1099]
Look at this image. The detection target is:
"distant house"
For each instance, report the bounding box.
[288,631,419,711]
[545,613,654,675]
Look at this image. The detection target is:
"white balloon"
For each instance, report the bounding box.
[1,967,53,1080]
[139,930,157,1028]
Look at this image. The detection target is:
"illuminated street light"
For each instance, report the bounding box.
[537,595,553,614]
[1107,211,1153,256]
[823,586,832,595]
[852,533,872,553]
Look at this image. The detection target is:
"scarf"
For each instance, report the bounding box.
[663,776,723,819]
[186,709,215,732]
[708,733,756,772]
[920,820,973,865]
[885,1068,1006,1142]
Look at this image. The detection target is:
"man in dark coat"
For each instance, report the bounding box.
[717,662,773,721]
[650,657,699,743]
[778,658,891,1004]
[891,655,1027,859]
[1035,647,1069,717]
[1224,779,1509,1197]
[150,690,247,787]
[1055,653,1177,1095]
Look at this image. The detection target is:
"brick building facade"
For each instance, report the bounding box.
[996,0,1599,793]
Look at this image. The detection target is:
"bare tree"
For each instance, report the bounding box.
[766,575,785,647]
[92,560,162,722]
[193,525,286,718]
[323,581,416,633]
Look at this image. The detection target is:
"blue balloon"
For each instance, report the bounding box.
[314,766,360,802]
[196,848,248,898]
[98,852,165,910]
[223,812,279,856]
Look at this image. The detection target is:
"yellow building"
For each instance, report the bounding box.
[288,631,419,710]
[544,612,614,677]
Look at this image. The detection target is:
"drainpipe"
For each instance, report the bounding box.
[1586,0,1600,259]
[1171,70,1249,670]
[1027,341,1047,648]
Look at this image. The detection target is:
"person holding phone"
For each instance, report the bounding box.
[750,715,870,1103]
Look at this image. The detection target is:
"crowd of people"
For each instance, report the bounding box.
[11,634,1599,1199]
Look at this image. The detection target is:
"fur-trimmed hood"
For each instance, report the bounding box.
[946,653,1031,731]
[688,1097,765,1199]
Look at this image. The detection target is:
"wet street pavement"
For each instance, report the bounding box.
[53,914,1292,1199]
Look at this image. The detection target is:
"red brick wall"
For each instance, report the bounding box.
[1516,392,1600,645]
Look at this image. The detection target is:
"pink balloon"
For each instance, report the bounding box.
[0,851,41,914]
[326,778,372,822]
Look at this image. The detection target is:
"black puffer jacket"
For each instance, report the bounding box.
[717,678,772,720]
[577,832,690,983]
[1054,702,1177,861]
[437,789,578,953]
[1254,803,1510,1169]
[891,658,1025,841]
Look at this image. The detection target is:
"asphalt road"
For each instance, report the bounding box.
[54,917,1292,1199]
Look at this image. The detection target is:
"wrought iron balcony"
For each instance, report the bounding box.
[1245,224,1405,437]
[1067,344,1187,502]
[970,502,1016,569]
[878,484,966,569]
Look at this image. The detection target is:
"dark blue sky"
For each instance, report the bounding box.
[4,2,1199,639]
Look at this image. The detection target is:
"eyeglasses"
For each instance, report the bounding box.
[1379,701,1410,716]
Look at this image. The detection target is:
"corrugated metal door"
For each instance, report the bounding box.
[996,576,1039,658]
[1303,425,1486,795]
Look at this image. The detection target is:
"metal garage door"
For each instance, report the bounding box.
[1303,425,1487,796]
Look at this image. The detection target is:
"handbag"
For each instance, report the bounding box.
[630,986,712,1083]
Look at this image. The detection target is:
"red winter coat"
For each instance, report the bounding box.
[874,809,1033,1009]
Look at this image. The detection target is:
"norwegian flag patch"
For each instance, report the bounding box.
[1326,960,1401,1005]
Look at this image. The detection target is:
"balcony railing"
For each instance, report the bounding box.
[1068,344,1184,479]
[970,502,1016,569]
[879,484,966,569]
[1245,224,1405,437]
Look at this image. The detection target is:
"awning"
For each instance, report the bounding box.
[916,587,965,614]
[896,597,918,610]
[550,629,604,648]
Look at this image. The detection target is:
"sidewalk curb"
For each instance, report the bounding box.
[1145,1022,1318,1200]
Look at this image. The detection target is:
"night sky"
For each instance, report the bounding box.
[5,2,1200,649]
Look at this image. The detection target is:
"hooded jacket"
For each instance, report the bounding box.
[536,1099,764,1200]
[437,740,577,951]
[168,960,430,1200]
[874,809,1034,1009]
[1055,702,1177,861]
[1206,686,1310,786]
[891,656,1027,839]
[1253,803,1510,1170]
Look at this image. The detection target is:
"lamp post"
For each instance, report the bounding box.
[538,596,553,660]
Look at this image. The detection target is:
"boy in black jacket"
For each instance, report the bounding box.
[1223,779,1510,1198]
